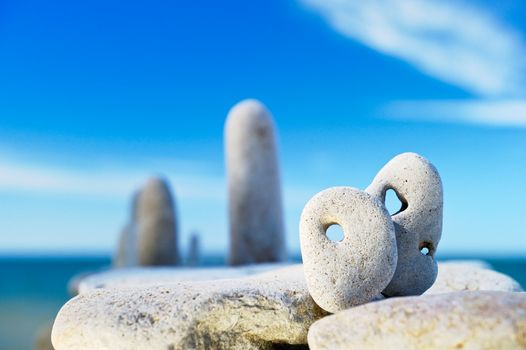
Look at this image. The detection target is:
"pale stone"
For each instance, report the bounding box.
[308,291,526,350]
[186,231,200,266]
[76,263,290,294]
[113,224,137,268]
[136,177,180,266]
[113,191,139,268]
[225,99,286,265]
[52,265,327,350]
[300,187,396,313]
[366,152,443,296]
[426,261,523,294]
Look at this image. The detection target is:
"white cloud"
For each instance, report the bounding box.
[301,0,526,97]
[0,155,226,201]
[383,99,526,127]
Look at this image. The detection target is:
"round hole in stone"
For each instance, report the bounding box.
[419,242,433,256]
[385,188,408,216]
[326,224,344,242]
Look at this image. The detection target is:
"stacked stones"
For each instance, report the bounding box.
[300,153,443,312]
[50,100,526,350]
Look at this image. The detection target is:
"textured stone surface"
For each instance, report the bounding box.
[426,261,523,294]
[308,291,526,350]
[136,177,180,265]
[225,99,286,265]
[300,187,396,313]
[366,152,443,296]
[52,265,326,350]
[77,263,290,294]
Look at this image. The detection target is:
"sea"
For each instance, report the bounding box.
[1,254,525,350]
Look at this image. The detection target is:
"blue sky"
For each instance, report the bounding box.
[0,0,525,256]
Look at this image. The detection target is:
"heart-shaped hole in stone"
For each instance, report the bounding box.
[325,224,344,242]
[419,241,434,257]
[385,188,408,216]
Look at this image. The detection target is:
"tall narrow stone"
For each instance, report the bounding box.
[136,177,180,266]
[113,192,139,268]
[225,99,286,265]
[186,231,201,266]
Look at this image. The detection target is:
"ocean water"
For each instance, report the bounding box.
[1,255,525,350]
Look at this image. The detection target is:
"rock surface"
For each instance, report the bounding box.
[300,187,396,313]
[427,261,523,294]
[136,177,180,266]
[113,191,139,268]
[76,263,290,294]
[52,265,326,350]
[308,291,526,350]
[366,152,443,296]
[225,99,286,265]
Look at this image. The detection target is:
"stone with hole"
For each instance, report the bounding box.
[366,152,443,296]
[300,186,397,313]
[225,99,286,265]
[308,291,526,350]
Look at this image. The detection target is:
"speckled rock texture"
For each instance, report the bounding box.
[77,263,291,294]
[308,291,526,350]
[426,261,523,294]
[52,265,327,350]
[300,187,396,313]
[366,152,443,296]
[225,99,286,265]
[136,177,180,266]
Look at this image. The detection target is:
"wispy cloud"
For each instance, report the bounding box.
[0,153,226,201]
[301,0,526,97]
[382,99,526,127]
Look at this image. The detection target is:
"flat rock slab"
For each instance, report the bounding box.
[52,265,327,350]
[308,291,526,350]
[427,261,523,294]
[76,263,290,294]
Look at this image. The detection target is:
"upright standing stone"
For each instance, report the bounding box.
[225,99,286,265]
[113,192,139,268]
[186,231,201,266]
[136,177,180,266]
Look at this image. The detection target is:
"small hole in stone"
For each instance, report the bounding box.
[419,242,433,256]
[385,189,408,216]
[326,224,344,242]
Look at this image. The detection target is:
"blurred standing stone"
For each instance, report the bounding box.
[113,192,139,268]
[225,99,286,265]
[186,231,201,266]
[136,177,180,266]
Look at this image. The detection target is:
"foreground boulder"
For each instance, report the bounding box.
[76,263,290,294]
[308,291,526,350]
[52,265,326,350]
[426,261,523,294]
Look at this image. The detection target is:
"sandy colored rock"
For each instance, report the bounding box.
[52,265,326,350]
[113,191,140,268]
[77,263,290,294]
[426,261,523,294]
[366,152,443,296]
[300,187,396,313]
[225,99,286,265]
[308,291,526,350]
[136,177,180,265]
